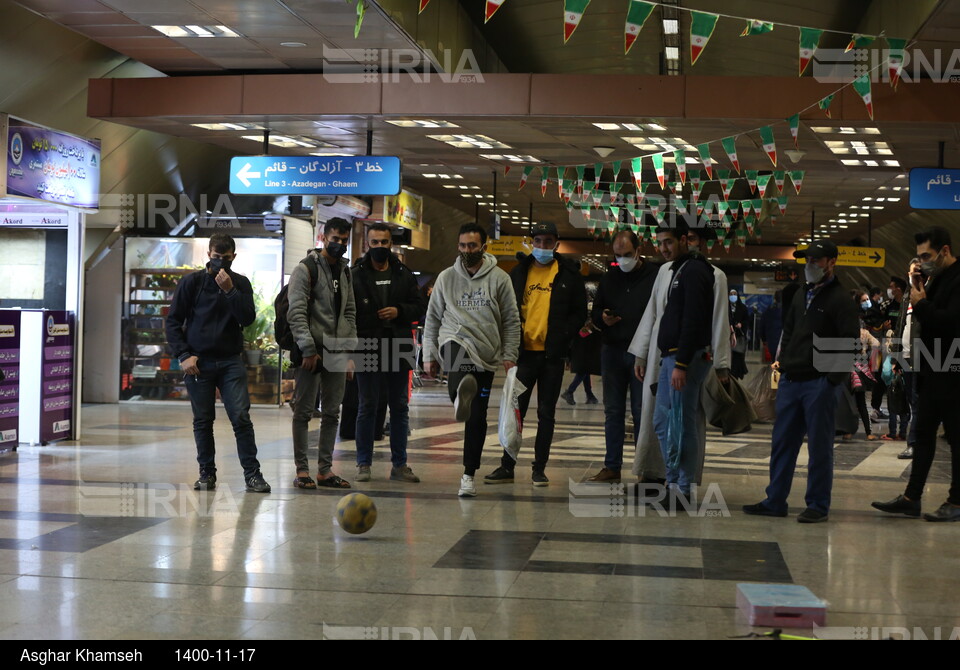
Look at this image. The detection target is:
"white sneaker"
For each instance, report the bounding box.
[458,474,477,497]
[454,374,477,423]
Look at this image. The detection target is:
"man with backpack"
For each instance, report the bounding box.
[351,223,426,483]
[286,217,357,489]
[164,232,271,493]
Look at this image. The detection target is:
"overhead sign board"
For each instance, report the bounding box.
[229,156,401,196]
[487,235,533,256]
[909,168,960,210]
[0,212,69,228]
[795,244,885,268]
[4,115,101,209]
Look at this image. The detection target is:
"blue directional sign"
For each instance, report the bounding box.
[229,156,401,196]
[909,168,960,210]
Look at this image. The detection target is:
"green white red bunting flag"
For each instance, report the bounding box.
[697,143,714,179]
[631,157,644,191]
[717,170,733,201]
[705,237,715,251]
[696,201,704,216]
[741,20,773,37]
[751,198,763,216]
[721,136,740,174]
[798,27,823,76]
[886,37,907,88]
[773,170,786,193]
[655,209,667,225]
[674,150,687,185]
[518,165,534,190]
[612,160,622,181]
[787,113,800,148]
[716,227,726,242]
[745,213,756,234]
[566,201,575,212]
[419,0,430,13]
[676,198,689,215]
[690,11,720,65]
[652,153,666,188]
[610,181,623,196]
[690,172,703,203]
[845,33,876,53]
[668,180,680,195]
[354,0,365,38]
[759,126,777,166]
[485,0,505,23]
[745,170,759,194]
[757,173,772,198]
[777,196,789,216]
[575,165,586,194]
[853,74,874,120]
[556,167,565,197]
[789,170,805,194]
[624,0,656,54]
[562,179,573,203]
[723,236,733,251]
[563,0,591,43]
[717,201,729,219]
[755,227,763,243]
[818,93,836,118]
[504,165,511,177]
[736,228,747,247]
[592,188,603,208]
[594,163,602,188]
[740,200,753,217]
[540,171,548,197]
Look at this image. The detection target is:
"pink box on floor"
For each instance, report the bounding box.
[737,583,827,628]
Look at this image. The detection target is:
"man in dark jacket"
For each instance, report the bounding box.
[484,221,586,487]
[165,233,271,493]
[873,227,960,521]
[586,230,658,483]
[351,223,426,483]
[744,239,859,523]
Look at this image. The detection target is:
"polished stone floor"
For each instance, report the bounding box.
[1,363,959,640]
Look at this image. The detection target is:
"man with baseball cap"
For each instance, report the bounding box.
[743,239,859,523]
[484,221,586,487]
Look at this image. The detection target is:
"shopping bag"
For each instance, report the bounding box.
[498,367,527,460]
[747,366,777,424]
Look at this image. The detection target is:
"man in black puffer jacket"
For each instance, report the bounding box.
[484,221,586,487]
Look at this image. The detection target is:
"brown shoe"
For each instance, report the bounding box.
[586,468,621,483]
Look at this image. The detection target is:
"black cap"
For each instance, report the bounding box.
[794,239,839,260]
[530,221,559,238]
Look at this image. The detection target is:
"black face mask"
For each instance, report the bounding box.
[325,241,347,259]
[209,257,232,272]
[369,246,391,264]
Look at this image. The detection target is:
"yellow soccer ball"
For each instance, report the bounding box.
[336,493,378,535]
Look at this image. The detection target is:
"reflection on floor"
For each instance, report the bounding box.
[0,371,958,640]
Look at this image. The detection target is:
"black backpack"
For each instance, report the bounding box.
[274,256,320,351]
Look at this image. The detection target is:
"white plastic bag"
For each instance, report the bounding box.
[498,367,527,460]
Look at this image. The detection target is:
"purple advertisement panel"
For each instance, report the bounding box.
[40,311,74,443]
[6,118,101,209]
[0,310,21,447]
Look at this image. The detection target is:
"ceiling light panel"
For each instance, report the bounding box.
[386,119,460,128]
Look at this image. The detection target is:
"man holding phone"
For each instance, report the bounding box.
[586,230,658,483]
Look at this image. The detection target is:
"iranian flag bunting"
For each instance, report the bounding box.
[773,170,786,193]
[798,27,823,76]
[705,237,715,251]
[592,187,603,209]
[757,174,772,198]
[624,0,655,55]
[676,198,689,215]
[741,20,774,37]
[755,227,763,243]
[690,11,720,65]
[787,113,800,148]
[887,37,907,88]
[697,143,714,179]
[789,170,805,194]
[760,126,777,166]
[562,179,573,204]
[419,0,430,14]
[631,157,644,191]
[518,165,534,190]
[652,153,666,188]
[818,93,836,118]
[751,199,763,217]
[723,236,732,251]
[717,169,734,201]
[594,163,603,188]
[690,174,703,204]
[540,170,548,197]
[504,165,511,177]
[740,200,753,217]
[736,228,747,247]
[721,136,740,174]
[485,0,505,23]
[845,33,876,53]
[576,164,585,195]
[563,0,591,43]
[674,150,687,185]
[745,170,759,194]
[556,167,565,198]
[612,160,622,181]
[696,202,704,216]
[777,196,789,216]
[853,74,874,120]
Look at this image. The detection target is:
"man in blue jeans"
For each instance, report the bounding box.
[744,239,858,523]
[165,232,271,493]
[586,230,658,483]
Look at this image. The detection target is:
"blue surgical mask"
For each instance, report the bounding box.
[729,295,738,304]
[532,247,555,264]
[861,299,872,310]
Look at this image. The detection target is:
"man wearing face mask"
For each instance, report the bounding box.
[287,217,357,489]
[586,230,658,483]
[423,223,521,497]
[351,223,426,483]
[484,221,586,487]
[873,227,960,522]
[743,239,859,523]
[165,233,271,493]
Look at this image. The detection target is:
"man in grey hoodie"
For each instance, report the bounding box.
[288,217,358,489]
[423,223,521,498]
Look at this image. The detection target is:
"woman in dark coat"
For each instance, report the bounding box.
[562,281,601,405]
[729,289,750,380]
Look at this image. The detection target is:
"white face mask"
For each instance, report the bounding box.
[805,263,825,284]
[887,289,895,300]
[617,255,638,272]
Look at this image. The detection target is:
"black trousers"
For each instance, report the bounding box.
[855,390,872,436]
[906,376,960,505]
[501,350,565,472]
[443,343,495,476]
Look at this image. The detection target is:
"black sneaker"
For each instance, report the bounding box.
[742,501,787,517]
[193,473,217,491]
[531,470,549,487]
[483,467,514,484]
[797,508,829,523]
[560,390,576,406]
[245,473,272,493]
